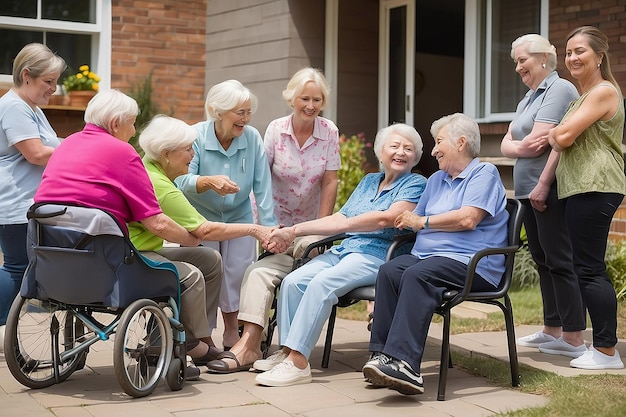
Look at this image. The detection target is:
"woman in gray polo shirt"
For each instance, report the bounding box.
[501,34,586,358]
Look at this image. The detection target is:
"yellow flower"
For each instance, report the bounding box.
[63,65,100,92]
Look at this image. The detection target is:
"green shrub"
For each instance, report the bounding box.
[335,133,369,212]
[512,233,626,301]
[606,239,626,301]
[511,243,539,291]
[128,71,159,155]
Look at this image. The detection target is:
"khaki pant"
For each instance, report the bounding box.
[237,235,326,328]
[144,246,222,339]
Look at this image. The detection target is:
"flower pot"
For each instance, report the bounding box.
[48,95,71,106]
[68,90,96,108]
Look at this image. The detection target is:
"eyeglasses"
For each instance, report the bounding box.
[231,109,253,118]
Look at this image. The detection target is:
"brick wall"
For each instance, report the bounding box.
[111,0,207,124]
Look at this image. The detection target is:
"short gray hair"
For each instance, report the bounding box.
[204,79,258,121]
[373,123,423,168]
[430,113,481,157]
[84,89,139,134]
[139,115,197,161]
[510,34,558,71]
[12,43,67,87]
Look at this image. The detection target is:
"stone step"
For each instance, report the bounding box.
[451,301,501,319]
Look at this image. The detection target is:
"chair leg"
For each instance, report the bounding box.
[437,310,452,401]
[321,305,338,368]
[503,296,520,387]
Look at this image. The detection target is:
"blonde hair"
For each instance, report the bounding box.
[204,79,258,121]
[511,34,558,71]
[12,43,67,87]
[139,115,197,161]
[282,67,331,110]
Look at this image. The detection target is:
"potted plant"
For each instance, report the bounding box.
[63,65,100,108]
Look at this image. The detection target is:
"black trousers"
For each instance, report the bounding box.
[521,187,585,331]
[368,255,493,373]
[564,192,623,348]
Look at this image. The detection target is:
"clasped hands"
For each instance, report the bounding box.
[257,225,296,254]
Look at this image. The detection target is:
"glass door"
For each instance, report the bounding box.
[378,0,415,127]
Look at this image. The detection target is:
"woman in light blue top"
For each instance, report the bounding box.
[252,123,427,387]
[0,43,66,343]
[176,80,277,349]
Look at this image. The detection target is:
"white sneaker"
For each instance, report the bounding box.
[517,331,556,348]
[0,325,4,353]
[570,346,624,370]
[538,337,587,358]
[253,350,288,371]
[255,359,312,387]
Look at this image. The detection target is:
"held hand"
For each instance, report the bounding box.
[208,175,240,196]
[266,227,295,253]
[528,134,550,155]
[394,211,419,231]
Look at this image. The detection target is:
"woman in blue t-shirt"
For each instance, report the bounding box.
[0,43,66,346]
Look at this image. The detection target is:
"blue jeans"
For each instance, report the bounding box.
[277,251,383,359]
[0,223,29,325]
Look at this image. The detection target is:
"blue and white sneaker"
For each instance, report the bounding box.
[362,354,424,395]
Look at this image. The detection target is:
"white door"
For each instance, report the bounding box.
[378,0,415,128]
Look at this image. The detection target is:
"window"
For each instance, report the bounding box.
[0,0,111,90]
[465,0,548,122]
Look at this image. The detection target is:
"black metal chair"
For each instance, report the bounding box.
[316,198,524,401]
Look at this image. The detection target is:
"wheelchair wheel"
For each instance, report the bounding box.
[4,296,87,389]
[113,299,172,398]
[166,357,184,391]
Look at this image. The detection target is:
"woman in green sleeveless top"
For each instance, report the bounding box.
[549,26,625,370]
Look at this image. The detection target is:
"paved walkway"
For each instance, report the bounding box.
[1,311,624,417]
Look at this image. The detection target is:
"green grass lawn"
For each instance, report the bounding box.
[337,287,626,417]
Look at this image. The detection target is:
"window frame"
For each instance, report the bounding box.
[464,0,549,123]
[0,0,111,90]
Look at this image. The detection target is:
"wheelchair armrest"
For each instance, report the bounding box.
[292,233,349,270]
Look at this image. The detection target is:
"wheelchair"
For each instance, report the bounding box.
[3,203,189,398]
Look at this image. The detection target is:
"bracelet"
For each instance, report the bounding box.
[424,216,430,229]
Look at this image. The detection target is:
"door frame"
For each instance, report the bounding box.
[378,0,415,128]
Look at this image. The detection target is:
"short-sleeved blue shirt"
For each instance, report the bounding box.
[412,159,508,286]
[332,171,427,261]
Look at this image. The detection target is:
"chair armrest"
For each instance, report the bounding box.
[386,232,417,261]
[445,244,519,306]
[293,233,348,269]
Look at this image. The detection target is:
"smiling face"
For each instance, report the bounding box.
[20,70,60,107]
[216,99,252,141]
[431,125,459,174]
[513,45,547,90]
[379,133,417,176]
[292,81,323,123]
[165,144,195,179]
[565,33,602,82]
